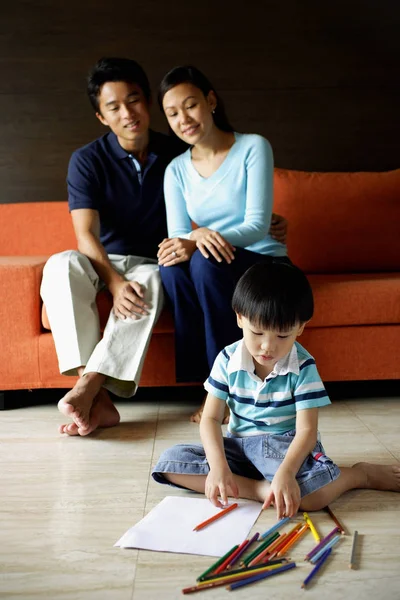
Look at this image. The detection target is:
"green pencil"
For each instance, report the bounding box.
[242,531,280,566]
[196,545,239,581]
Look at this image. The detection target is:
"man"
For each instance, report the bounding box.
[41,57,287,436]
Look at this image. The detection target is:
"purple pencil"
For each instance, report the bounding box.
[226,532,260,569]
[304,526,340,561]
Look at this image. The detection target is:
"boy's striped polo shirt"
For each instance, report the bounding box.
[204,339,330,437]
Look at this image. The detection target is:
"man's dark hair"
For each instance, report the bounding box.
[232,261,314,331]
[158,65,234,133]
[87,57,151,113]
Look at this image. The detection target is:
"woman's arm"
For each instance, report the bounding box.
[219,135,274,247]
[163,162,193,239]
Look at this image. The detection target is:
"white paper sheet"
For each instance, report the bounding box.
[115,496,262,557]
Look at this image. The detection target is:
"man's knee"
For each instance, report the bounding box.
[43,250,84,279]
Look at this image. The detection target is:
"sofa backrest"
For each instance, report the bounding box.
[0,202,76,255]
[0,167,399,272]
[273,168,400,273]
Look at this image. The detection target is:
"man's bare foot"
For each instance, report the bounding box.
[58,388,120,436]
[353,462,400,492]
[190,398,230,424]
[58,372,105,429]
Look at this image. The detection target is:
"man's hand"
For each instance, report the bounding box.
[157,237,197,266]
[191,227,235,264]
[262,470,301,519]
[205,465,239,508]
[269,213,288,244]
[108,280,149,320]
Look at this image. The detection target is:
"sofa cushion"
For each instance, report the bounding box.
[41,291,175,333]
[309,273,400,327]
[273,168,400,274]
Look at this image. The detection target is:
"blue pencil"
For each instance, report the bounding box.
[310,535,341,564]
[227,562,296,590]
[301,547,332,588]
[259,517,291,540]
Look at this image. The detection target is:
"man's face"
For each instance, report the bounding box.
[96,81,151,149]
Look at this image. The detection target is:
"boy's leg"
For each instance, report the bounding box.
[300,463,400,512]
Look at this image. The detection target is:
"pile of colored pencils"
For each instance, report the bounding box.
[181,506,357,593]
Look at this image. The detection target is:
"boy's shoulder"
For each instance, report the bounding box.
[294,341,316,366]
[220,340,242,362]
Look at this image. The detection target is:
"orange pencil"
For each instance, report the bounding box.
[263,524,302,561]
[193,503,238,531]
[276,523,309,557]
[248,533,288,566]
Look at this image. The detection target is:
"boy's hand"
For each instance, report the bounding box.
[262,471,301,519]
[205,466,239,508]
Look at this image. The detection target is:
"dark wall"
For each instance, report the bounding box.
[1,0,399,204]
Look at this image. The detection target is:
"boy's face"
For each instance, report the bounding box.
[236,314,306,379]
[95,81,151,150]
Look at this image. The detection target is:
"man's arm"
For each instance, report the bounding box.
[71,209,148,319]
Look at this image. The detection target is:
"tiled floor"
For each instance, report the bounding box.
[1,393,400,599]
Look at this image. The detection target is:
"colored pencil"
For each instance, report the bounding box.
[304,526,340,561]
[303,511,320,542]
[201,558,287,582]
[241,531,280,566]
[214,541,247,575]
[247,533,287,566]
[349,530,358,569]
[199,562,286,585]
[310,535,341,564]
[183,563,287,594]
[324,505,346,534]
[196,545,238,581]
[267,523,302,555]
[193,502,238,531]
[225,532,259,570]
[227,561,297,590]
[259,516,291,539]
[301,547,332,588]
[276,523,309,557]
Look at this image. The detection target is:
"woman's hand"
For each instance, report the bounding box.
[262,470,301,519]
[157,237,197,266]
[269,213,288,244]
[205,465,239,508]
[191,227,235,264]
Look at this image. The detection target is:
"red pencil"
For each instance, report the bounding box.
[193,503,239,531]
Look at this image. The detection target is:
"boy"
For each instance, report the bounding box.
[152,262,400,517]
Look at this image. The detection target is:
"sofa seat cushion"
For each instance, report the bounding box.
[41,290,175,333]
[309,273,400,327]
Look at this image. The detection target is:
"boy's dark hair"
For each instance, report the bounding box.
[87,57,151,113]
[232,261,314,330]
[158,65,234,133]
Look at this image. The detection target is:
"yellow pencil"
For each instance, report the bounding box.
[303,511,320,542]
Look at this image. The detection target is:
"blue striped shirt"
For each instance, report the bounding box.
[204,340,330,436]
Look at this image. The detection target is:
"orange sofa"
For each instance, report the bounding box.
[0,167,399,397]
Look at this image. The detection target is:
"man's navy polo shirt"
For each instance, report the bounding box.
[67,130,183,259]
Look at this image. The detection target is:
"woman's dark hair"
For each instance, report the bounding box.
[158,65,234,133]
[87,57,151,113]
[232,261,314,331]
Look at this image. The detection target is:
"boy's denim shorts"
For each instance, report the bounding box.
[152,430,340,498]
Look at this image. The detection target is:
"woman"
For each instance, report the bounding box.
[157,66,290,421]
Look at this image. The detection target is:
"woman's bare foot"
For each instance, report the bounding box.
[352,462,400,492]
[190,398,230,424]
[58,388,120,436]
[57,372,106,429]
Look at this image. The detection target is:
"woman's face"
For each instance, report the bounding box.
[162,83,216,144]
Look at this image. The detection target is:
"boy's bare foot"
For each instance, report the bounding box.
[58,388,120,436]
[353,462,400,492]
[190,398,230,424]
[57,372,105,429]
